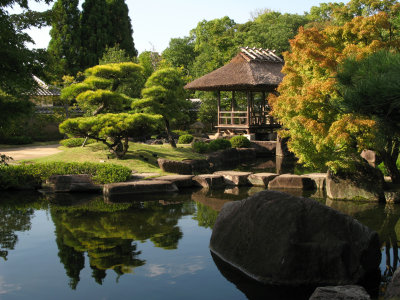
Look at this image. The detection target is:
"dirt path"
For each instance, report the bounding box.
[0,144,62,161]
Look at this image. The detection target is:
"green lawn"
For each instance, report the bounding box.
[26,142,205,174]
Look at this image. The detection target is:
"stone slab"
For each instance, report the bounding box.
[248,173,278,187]
[385,267,400,299]
[193,174,225,189]
[302,173,327,190]
[103,180,178,198]
[310,285,371,300]
[153,175,195,188]
[214,171,252,186]
[268,174,315,190]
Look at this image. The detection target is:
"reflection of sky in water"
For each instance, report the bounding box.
[2,191,400,299]
[146,256,205,278]
[0,276,21,294]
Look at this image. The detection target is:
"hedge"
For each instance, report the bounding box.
[0,162,132,190]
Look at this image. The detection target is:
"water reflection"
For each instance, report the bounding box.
[50,195,195,288]
[0,192,45,260]
[326,199,400,289]
[2,188,400,298]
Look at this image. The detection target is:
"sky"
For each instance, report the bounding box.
[11,0,329,54]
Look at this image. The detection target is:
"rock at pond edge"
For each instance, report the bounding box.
[210,190,381,287]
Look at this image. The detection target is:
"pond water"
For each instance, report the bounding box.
[0,186,397,300]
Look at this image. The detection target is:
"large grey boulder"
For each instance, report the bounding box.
[210,191,381,286]
[385,267,400,299]
[45,175,102,193]
[309,285,370,300]
[326,163,385,201]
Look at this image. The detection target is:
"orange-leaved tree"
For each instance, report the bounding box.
[270,1,400,181]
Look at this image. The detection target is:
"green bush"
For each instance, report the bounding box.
[0,162,132,190]
[230,135,251,148]
[178,134,194,144]
[60,138,95,148]
[192,141,209,153]
[209,139,231,152]
[172,129,189,136]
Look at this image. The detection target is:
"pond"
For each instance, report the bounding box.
[0,187,397,300]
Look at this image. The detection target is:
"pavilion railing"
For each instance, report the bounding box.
[219,111,248,126]
[218,111,278,127]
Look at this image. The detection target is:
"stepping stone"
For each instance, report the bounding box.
[213,171,252,186]
[248,173,278,187]
[193,174,225,189]
[309,285,370,300]
[131,172,160,180]
[268,174,314,190]
[153,175,195,188]
[302,173,327,190]
[104,180,178,199]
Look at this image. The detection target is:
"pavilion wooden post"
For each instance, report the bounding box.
[262,91,266,125]
[246,91,251,134]
[231,91,235,125]
[217,91,221,133]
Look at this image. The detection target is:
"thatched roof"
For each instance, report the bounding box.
[184,47,284,92]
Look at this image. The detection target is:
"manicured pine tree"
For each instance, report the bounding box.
[48,0,81,78]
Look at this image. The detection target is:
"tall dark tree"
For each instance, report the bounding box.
[80,0,137,70]
[107,0,137,57]
[47,0,81,78]
[80,0,109,69]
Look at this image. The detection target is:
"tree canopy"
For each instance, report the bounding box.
[47,0,81,78]
[269,0,400,178]
[59,62,158,158]
[131,67,190,147]
[336,50,400,182]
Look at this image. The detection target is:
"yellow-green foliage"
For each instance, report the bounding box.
[270,4,400,172]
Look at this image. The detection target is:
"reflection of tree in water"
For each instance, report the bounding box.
[0,206,33,260]
[0,192,43,260]
[327,200,400,284]
[51,198,194,288]
[193,202,218,229]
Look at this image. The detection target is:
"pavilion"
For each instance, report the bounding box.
[184,47,284,136]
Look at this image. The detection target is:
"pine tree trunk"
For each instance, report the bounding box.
[164,119,176,148]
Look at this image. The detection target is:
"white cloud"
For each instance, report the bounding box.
[0,277,22,295]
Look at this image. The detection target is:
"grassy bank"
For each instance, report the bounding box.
[26,142,205,174]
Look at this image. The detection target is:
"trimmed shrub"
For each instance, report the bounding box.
[60,138,95,148]
[209,139,231,152]
[230,135,251,148]
[178,134,194,144]
[192,141,209,153]
[0,162,132,190]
